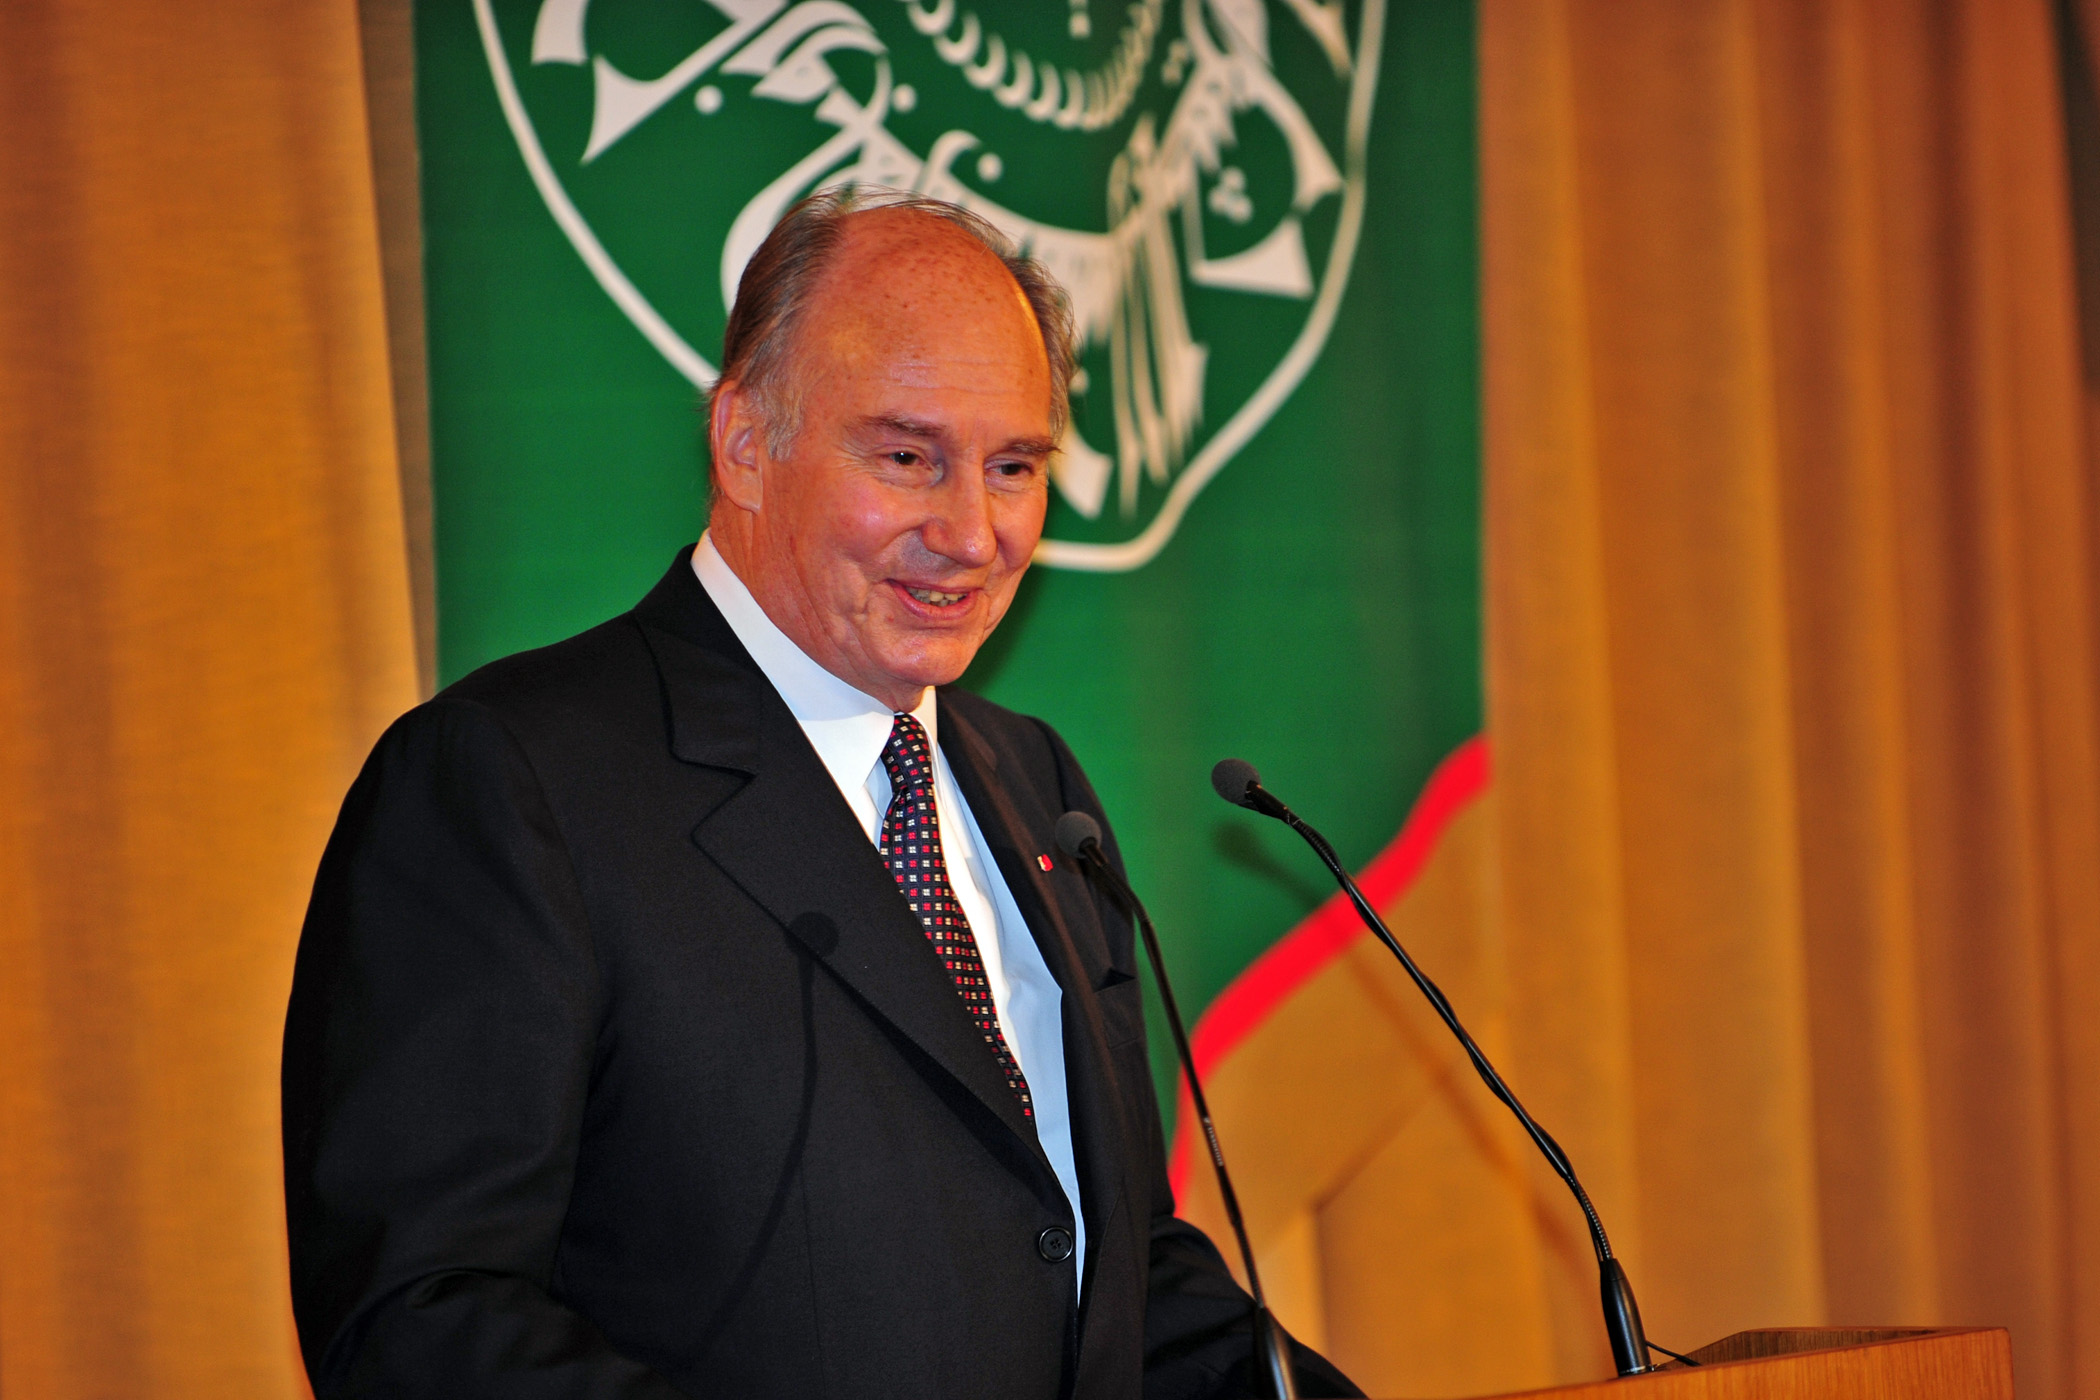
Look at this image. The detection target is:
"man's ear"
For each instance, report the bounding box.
[709,380,764,514]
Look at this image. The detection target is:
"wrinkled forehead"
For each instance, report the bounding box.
[797,212,1051,382]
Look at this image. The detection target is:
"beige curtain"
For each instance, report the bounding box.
[1489,0,2100,1390]
[5,2,2099,1398]
[1182,2,2100,1398]
[0,1,418,1395]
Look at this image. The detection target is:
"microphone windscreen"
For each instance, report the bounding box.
[1211,758,1262,808]
[1054,810,1104,857]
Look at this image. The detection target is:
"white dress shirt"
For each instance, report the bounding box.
[692,536,1085,1289]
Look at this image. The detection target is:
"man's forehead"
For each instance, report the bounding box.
[834,205,1002,269]
[811,337,1045,392]
[814,212,1034,325]
[791,223,1049,391]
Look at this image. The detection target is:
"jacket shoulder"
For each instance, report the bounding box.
[941,688,1111,829]
[414,613,666,778]
[440,614,650,711]
[940,687,1057,770]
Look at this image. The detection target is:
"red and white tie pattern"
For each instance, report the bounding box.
[878,712,1034,1122]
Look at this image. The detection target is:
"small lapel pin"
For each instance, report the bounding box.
[1036,853,1054,872]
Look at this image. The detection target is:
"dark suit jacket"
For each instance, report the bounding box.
[283,550,1358,1400]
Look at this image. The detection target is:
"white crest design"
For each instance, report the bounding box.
[474,0,1384,571]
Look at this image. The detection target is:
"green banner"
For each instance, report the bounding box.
[414,0,1478,1096]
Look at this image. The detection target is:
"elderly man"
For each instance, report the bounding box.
[283,190,1358,1400]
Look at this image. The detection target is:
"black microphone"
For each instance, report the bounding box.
[1210,760,1655,1378]
[1054,811,1300,1400]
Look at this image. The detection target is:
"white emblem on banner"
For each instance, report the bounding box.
[475,0,1384,571]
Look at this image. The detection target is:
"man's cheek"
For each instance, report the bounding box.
[996,499,1049,556]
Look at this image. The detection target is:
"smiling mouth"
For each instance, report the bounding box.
[903,584,970,607]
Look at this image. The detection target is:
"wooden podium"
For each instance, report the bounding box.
[1376,1327,2014,1400]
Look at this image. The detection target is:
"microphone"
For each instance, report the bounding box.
[1210,760,1655,1378]
[1054,811,1300,1400]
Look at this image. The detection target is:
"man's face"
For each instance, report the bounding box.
[710,212,1056,712]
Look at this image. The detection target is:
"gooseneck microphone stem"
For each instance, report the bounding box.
[1210,762,1652,1379]
[1054,813,1299,1400]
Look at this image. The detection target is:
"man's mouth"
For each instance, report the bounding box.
[902,584,970,608]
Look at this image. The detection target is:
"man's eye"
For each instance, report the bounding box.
[888,451,922,468]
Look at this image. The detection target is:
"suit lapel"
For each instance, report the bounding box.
[631,558,1044,1159]
[939,703,1132,1271]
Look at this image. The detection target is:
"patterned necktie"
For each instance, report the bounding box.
[878,712,1035,1122]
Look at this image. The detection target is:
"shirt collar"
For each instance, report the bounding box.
[693,533,935,790]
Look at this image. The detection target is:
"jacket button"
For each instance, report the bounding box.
[1036,1226,1074,1263]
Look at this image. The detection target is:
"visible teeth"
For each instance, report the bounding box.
[907,586,967,606]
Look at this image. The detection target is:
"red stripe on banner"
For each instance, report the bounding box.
[1166,735,1491,1204]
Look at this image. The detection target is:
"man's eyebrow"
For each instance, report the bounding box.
[854,415,1059,458]
[856,413,944,439]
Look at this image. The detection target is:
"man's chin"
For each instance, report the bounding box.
[869,640,985,702]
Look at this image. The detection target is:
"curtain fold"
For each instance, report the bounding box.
[1483,0,2100,1392]
[1186,4,2100,1398]
[0,2,417,1395]
[4,2,2098,1398]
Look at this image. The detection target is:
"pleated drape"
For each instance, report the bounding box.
[1488,3,2100,1394]
[1181,3,2100,1397]
[5,3,2099,1399]
[0,2,418,1395]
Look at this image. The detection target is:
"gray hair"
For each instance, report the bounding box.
[710,186,1076,459]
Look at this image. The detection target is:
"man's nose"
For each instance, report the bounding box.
[923,463,999,568]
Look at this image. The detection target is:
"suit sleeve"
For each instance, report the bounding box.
[282,699,687,1399]
[1031,722,1363,1400]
